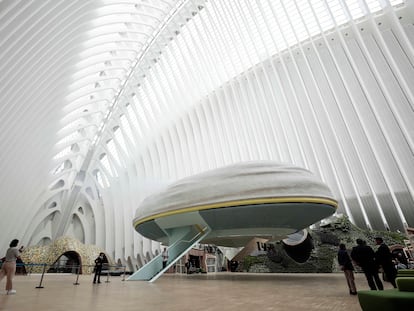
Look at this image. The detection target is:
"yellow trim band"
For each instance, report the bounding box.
[134,196,337,228]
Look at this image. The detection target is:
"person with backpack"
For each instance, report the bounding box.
[374,237,397,288]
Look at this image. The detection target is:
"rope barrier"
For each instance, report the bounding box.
[9,262,128,288]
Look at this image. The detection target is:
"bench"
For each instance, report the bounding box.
[357,270,414,310]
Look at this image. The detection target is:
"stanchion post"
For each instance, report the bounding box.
[73,264,80,285]
[105,265,110,283]
[122,266,126,281]
[36,264,47,289]
[27,263,33,275]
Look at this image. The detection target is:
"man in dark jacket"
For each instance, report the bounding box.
[375,237,397,288]
[351,238,383,290]
[338,243,357,295]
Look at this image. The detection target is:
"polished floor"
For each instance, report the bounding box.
[0,272,394,311]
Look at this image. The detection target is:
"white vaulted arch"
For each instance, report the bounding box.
[0,0,413,269]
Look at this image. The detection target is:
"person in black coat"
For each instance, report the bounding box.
[93,252,106,284]
[374,237,397,288]
[338,243,357,295]
[351,239,383,290]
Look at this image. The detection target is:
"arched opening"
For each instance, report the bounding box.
[48,251,82,274]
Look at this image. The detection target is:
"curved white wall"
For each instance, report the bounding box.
[0,0,413,269]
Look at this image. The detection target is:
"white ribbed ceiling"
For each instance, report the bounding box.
[0,0,412,268]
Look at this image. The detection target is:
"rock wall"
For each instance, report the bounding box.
[20,236,109,274]
[246,215,406,273]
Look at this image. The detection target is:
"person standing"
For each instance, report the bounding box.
[185,258,192,274]
[395,252,408,269]
[351,238,383,290]
[162,248,169,269]
[0,239,23,295]
[93,252,105,284]
[374,237,397,288]
[337,243,357,295]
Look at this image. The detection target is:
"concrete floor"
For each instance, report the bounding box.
[0,272,393,311]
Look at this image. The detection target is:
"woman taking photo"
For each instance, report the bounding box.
[0,239,23,295]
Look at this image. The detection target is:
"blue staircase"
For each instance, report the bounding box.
[127,224,211,282]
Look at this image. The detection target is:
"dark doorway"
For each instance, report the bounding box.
[189,255,200,269]
[48,251,82,274]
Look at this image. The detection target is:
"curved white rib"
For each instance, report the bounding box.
[0,0,412,271]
